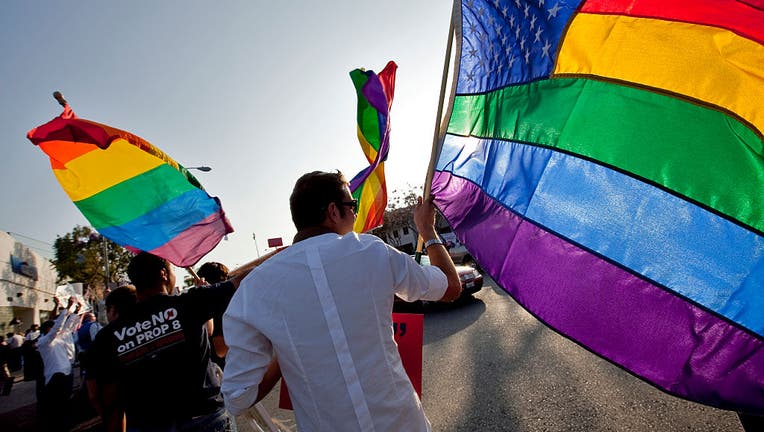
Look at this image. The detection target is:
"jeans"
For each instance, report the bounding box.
[126,407,237,432]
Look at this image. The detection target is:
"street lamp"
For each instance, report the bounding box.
[186,166,212,172]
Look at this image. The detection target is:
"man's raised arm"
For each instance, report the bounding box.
[413,196,462,302]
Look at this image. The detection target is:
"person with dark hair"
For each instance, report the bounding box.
[0,335,12,396]
[6,331,24,372]
[222,170,462,431]
[196,261,230,370]
[25,324,40,341]
[83,285,138,418]
[89,251,277,432]
[104,285,137,323]
[37,296,82,432]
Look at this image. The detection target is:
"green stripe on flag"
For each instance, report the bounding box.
[74,164,198,229]
[447,77,764,234]
[350,70,382,151]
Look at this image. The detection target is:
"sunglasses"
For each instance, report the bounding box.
[340,199,358,213]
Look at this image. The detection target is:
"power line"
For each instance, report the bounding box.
[5,232,55,259]
[6,231,54,247]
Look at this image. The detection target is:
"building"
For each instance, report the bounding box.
[0,231,58,335]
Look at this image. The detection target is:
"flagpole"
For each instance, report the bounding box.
[415,2,457,259]
[53,91,67,107]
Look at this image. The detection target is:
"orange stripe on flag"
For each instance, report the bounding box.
[39,140,100,169]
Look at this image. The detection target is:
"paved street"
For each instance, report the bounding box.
[0,275,746,431]
[420,277,743,431]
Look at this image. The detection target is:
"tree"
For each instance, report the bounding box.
[52,225,132,290]
[370,184,450,251]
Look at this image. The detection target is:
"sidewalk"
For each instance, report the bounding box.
[0,367,295,432]
[0,367,101,432]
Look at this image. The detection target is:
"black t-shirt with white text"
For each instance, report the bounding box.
[90,281,235,427]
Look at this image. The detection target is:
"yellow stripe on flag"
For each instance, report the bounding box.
[54,138,165,202]
[555,13,764,136]
[354,165,385,233]
[356,126,379,164]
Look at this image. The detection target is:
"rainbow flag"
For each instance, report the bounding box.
[348,61,397,233]
[28,104,233,267]
[433,0,764,414]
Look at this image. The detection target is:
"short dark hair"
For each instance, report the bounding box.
[127,252,170,293]
[197,262,229,284]
[290,171,350,230]
[105,285,137,316]
[41,320,55,332]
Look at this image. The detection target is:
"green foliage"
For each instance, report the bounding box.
[370,184,448,248]
[51,225,132,288]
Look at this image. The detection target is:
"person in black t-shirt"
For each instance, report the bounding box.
[196,261,230,371]
[89,252,277,432]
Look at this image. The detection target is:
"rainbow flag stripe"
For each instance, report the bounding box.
[432,0,764,413]
[28,105,233,267]
[349,61,397,233]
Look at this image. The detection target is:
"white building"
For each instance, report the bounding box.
[0,231,58,335]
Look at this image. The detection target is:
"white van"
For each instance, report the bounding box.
[439,230,478,269]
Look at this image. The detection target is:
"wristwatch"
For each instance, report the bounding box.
[424,238,444,249]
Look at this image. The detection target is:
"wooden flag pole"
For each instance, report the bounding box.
[415,4,457,260]
[186,267,202,285]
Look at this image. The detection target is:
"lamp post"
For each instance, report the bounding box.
[186,166,212,172]
[252,233,261,257]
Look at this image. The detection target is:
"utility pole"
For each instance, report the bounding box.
[252,233,261,257]
[101,235,110,287]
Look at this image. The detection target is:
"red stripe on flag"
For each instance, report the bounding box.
[581,0,764,45]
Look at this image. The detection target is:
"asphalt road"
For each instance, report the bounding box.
[419,277,743,432]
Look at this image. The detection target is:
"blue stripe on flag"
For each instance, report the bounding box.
[99,188,221,251]
[437,134,764,335]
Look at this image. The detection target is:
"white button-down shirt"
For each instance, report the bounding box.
[38,309,80,384]
[223,233,447,432]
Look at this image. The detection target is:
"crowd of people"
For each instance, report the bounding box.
[1,170,461,432]
[3,170,762,431]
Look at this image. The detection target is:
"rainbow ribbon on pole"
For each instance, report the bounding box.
[348,61,397,233]
[432,0,764,413]
[28,104,233,267]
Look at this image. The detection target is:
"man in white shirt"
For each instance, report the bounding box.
[38,297,81,432]
[223,170,461,431]
[25,324,40,341]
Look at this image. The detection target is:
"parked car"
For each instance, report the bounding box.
[418,255,483,297]
[394,254,484,312]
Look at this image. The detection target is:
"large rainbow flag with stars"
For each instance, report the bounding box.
[432,0,764,413]
[349,61,397,233]
[28,104,233,267]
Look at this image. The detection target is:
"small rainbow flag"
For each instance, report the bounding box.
[433,0,764,414]
[348,61,397,233]
[28,104,233,267]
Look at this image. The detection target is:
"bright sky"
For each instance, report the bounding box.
[1,1,454,269]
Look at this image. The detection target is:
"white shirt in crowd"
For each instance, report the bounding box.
[8,334,24,349]
[38,309,80,384]
[223,232,447,432]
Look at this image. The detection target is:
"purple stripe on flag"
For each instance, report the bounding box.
[432,170,764,412]
[148,211,232,267]
[361,71,390,115]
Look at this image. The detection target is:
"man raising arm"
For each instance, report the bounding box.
[223,170,460,431]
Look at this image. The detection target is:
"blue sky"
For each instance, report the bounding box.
[1,1,454,268]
